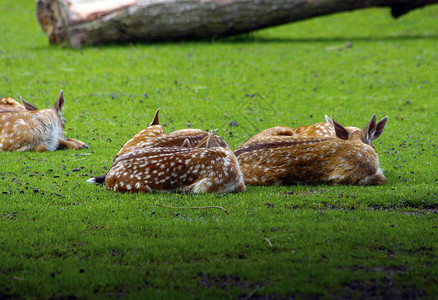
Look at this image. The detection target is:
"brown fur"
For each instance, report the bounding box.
[91,109,245,193]
[117,109,229,156]
[0,91,88,152]
[238,114,388,149]
[235,115,388,186]
[106,146,245,193]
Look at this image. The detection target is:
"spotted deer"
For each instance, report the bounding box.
[235,115,388,186]
[0,90,88,152]
[88,109,245,193]
[105,143,246,193]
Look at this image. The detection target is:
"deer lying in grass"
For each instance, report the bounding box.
[0,90,88,152]
[235,115,388,186]
[88,109,245,193]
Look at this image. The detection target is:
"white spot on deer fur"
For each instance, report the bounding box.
[329,174,345,181]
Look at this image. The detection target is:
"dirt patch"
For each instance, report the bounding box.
[340,279,428,300]
[198,272,267,297]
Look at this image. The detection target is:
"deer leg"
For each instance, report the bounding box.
[57,138,89,150]
[35,145,48,152]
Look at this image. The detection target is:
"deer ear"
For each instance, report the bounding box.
[205,132,212,148]
[196,132,213,148]
[325,114,333,125]
[371,116,388,141]
[150,108,160,126]
[53,90,65,114]
[182,138,192,148]
[331,117,349,140]
[20,97,38,111]
[361,114,377,144]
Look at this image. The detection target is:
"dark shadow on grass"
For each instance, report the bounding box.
[32,32,438,50]
[215,33,438,44]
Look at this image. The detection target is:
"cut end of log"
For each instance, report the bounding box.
[37,0,69,45]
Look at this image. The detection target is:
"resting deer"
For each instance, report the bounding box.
[88,109,245,193]
[235,115,388,186]
[0,90,88,152]
[105,141,246,193]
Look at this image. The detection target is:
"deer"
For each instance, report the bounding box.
[88,109,245,193]
[234,115,388,186]
[238,114,388,149]
[104,141,246,193]
[0,90,88,152]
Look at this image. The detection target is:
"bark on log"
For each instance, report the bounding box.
[36,0,438,48]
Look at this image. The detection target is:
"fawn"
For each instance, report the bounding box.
[105,142,246,193]
[234,115,388,186]
[0,90,88,152]
[88,109,245,193]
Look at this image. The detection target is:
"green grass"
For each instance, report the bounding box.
[1,0,438,298]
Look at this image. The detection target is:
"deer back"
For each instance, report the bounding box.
[237,121,341,150]
[237,114,388,150]
[237,126,296,150]
[0,97,27,112]
[117,109,229,156]
[106,146,245,193]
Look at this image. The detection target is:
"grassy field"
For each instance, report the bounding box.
[1,0,437,298]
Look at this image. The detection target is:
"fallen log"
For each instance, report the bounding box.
[36,0,438,48]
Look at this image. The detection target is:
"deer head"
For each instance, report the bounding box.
[324,114,388,147]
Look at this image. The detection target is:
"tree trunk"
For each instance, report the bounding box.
[36,0,438,48]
